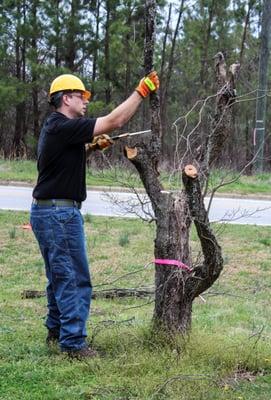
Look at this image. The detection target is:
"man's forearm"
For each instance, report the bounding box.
[93,92,143,136]
[108,91,143,128]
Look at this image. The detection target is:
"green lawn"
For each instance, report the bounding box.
[0,211,270,399]
[0,158,270,196]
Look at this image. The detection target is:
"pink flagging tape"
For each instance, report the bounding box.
[154,258,193,273]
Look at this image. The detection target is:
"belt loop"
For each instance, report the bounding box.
[52,199,56,207]
[74,200,81,209]
[74,201,80,209]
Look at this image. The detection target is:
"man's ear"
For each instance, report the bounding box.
[62,94,70,106]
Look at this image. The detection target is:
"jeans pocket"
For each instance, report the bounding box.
[53,207,76,224]
[53,208,84,252]
[30,215,54,249]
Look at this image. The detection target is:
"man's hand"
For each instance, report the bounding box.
[85,134,114,153]
[135,71,160,98]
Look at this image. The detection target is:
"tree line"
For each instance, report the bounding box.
[0,0,269,171]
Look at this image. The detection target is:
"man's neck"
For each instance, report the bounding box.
[56,107,75,119]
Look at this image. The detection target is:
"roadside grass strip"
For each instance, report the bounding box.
[0,211,270,399]
[1,158,271,196]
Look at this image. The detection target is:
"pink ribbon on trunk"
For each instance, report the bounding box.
[154,258,193,273]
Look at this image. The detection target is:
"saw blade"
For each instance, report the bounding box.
[111,129,151,140]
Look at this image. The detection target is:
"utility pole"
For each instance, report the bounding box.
[254,0,271,172]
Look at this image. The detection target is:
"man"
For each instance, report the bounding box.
[30,72,159,358]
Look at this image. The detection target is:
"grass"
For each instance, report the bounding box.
[118,231,130,247]
[0,159,37,184]
[0,158,271,196]
[0,210,271,399]
[206,170,271,196]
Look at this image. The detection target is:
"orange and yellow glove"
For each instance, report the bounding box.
[135,71,160,98]
[85,134,114,152]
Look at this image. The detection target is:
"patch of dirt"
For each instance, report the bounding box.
[220,367,266,388]
[91,306,108,316]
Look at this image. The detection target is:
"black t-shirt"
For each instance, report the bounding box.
[32,112,96,202]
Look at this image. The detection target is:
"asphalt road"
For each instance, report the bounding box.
[0,185,271,225]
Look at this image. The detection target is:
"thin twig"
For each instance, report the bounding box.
[120,298,154,312]
[94,262,153,288]
[151,374,216,398]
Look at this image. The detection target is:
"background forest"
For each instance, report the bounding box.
[0,0,269,171]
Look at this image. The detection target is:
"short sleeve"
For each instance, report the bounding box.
[56,116,96,145]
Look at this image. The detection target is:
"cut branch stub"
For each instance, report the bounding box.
[184,164,198,179]
[124,146,138,160]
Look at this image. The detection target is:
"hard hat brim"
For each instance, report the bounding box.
[83,90,91,101]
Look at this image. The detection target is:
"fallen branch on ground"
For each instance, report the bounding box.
[22,287,154,299]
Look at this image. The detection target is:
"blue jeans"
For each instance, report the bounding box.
[30,204,92,351]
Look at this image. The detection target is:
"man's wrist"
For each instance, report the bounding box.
[134,89,145,99]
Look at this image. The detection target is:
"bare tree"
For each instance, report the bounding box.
[122,0,239,334]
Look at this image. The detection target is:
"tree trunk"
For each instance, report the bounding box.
[239,0,255,67]
[153,191,192,332]
[160,3,172,83]
[201,52,240,173]
[13,1,26,158]
[161,1,185,161]
[31,0,40,142]
[104,0,112,104]
[253,0,271,172]
[64,0,78,71]
[55,0,61,68]
[124,1,237,335]
[91,0,101,97]
[124,6,132,100]
[199,0,215,87]
[126,0,194,333]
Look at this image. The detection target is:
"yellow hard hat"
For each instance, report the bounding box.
[49,74,91,100]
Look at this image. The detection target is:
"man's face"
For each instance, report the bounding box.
[64,92,89,117]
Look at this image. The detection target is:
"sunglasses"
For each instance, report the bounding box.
[66,91,91,101]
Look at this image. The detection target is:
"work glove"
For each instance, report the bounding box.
[135,71,160,98]
[85,134,114,152]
